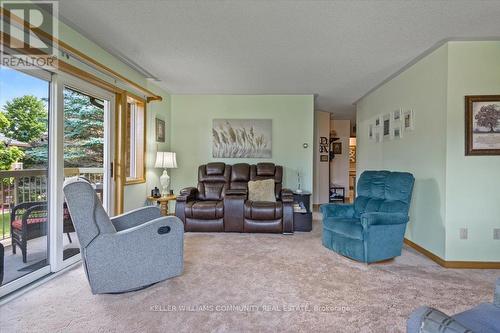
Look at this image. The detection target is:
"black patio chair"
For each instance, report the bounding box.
[10,201,74,263]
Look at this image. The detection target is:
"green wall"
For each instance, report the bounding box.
[50,10,172,212]
[55,13,313,211]
[59,22,170,211]
[169,95,314,195]
[356,44,449,258]
[445,42,500,261]
[357,41,500,262]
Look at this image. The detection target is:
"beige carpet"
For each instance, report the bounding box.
[1,216,498,333]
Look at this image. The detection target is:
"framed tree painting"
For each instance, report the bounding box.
[465,95,500,155]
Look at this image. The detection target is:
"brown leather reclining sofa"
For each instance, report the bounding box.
[175,162,294,234]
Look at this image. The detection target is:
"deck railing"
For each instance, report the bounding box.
[0,168,103,240]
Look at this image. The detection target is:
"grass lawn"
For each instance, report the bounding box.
[0,212,11,238]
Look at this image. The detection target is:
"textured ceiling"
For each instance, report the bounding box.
[58,0,500,121]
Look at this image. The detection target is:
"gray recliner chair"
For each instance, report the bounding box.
[63,177,184,294]
[407,278,500,333]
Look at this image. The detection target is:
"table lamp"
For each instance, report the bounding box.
[155,152,177,196]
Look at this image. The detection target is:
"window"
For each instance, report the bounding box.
[125,94,146,184]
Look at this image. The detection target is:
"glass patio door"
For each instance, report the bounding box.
[0,69,115,297]
[0,66,52,297]
[50,73,114,269]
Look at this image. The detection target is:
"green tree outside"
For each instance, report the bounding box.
[0,145,24,170]
[0,91,104,170]
[63,88,104,167]
[3,95,47,143]
[0,112,10,132]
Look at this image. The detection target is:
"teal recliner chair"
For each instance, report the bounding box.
[321,171,415,263]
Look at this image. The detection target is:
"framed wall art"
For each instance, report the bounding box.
[391,108,403,139]
[319,136,328,153]
[403,109,415,131]
[155,118,165,142]
[465,95,500,155]
[393,125,403,139]
[392,109,402,122]
[383,114,392,140]
[332,142,342,154]
[212,119,272,158]
[349,145,356,163]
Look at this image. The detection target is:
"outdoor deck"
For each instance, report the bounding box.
[1,168,101,286]
[2,233,80,284]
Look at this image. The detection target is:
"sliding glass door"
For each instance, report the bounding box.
[51,73,114,269]
[0,66,52,295]
[0,69,115,296]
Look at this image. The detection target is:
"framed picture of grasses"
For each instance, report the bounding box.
[212,119,272,158]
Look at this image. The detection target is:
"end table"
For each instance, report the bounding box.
[292,191,312,232]
[147,195,176,216]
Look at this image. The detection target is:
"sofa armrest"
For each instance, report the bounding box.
[224,190,247,232]
[280,189,294,233]
[226,189,247,197]
[320,203,354,218]
[407,306,471,333]
[85,216,184,293]
[175,188,196,225]
[111,206,162,231]
[177,187,198,202]
[495,277,500,307]
[360,212,408,227]
[281,188,294,203]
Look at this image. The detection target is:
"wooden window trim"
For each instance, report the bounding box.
[0,7,162,101]
[114,93,125,214]
[1,21,160,215]
[124,94,147,186]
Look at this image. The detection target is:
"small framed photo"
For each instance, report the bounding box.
[392,108,402,122]
[156,118,165,142]
[320,154,329,162]
[393,125,403,139]
[332,142,342,154]
[391,108,403,139]
[465,95,500,155]
[403,109,415,131]
[383,114,392,140]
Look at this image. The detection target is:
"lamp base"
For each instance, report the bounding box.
[160,169,170,196]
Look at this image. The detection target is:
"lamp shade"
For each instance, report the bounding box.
[155,152,177,169]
